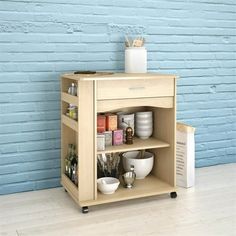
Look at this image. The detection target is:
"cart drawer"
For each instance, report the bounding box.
[97,78,174,100]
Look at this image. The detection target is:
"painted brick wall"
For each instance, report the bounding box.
[0,0,235,194]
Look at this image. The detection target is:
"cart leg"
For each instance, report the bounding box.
[82,206,89,214]
[170,192,177,198]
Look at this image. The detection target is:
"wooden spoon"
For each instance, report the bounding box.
[137,149,145,159]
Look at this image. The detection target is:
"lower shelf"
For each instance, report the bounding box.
[80,175,176,207]
[61,174,78,204]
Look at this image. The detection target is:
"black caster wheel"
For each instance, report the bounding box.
[64,189,67,192]
[170,192,177,198]
[82,206,89,214]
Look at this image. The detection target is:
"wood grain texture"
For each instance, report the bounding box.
[61,73,177,207]
[61,92,78,105]
[151,108,176,187]
[61,115,78,132]
[61,174,78,203]
[97,78,174,100]
[78,80,95,202]
[62,73,177,81]
[80,175,175,206]
[97,97,173,112]
[97,137,170,154]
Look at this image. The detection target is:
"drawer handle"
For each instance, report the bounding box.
[129,86,145,90]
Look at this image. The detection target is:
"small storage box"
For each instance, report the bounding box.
[176,122,196,188]
[97,134,105,151]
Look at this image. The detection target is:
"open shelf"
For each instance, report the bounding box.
[80,175,175,206]
[97,137,170,154]
[61,114,78,132]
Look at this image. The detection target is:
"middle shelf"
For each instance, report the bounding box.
[97,137,169,154]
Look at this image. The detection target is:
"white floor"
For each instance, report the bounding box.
[0,163,235,236]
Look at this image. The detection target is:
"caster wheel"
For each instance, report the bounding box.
[170,192,177,198]
[64,189,67,192]
[82,206,89,214]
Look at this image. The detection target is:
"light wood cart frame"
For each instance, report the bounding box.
[60,73,178,213]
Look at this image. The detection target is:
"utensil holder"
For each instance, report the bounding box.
[97,153,120,178]
[125,47,147,73]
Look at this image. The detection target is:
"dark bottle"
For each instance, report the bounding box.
[71,163,78,186]
[65,157,70,178]
[125,122,133,145]
[70,144,78,167]
[70,144,78,185]
[65,144,78,179]
[74,165,78,186]
[65,144,73,178]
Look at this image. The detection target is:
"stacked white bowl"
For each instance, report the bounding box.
[135,111,153,139]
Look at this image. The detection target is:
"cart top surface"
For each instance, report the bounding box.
[61,72,178,81]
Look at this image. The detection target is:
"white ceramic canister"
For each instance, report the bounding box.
[125,47,147,73]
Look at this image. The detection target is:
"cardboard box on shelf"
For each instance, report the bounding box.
[97,115,106,133]
[112,130,123,146]
[104,131,112,147]
[105,113,117,131]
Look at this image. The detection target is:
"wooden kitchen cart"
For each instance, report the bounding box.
[60,72,178,213]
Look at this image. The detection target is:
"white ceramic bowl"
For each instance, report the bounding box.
[97,177,120,194]
[136,123,152,128]
[122,151,154,179]
[136,128,153,139]
[136,116,152,120]
[136,124,153,130]
[136,111,153,119]
[136,119,153,125]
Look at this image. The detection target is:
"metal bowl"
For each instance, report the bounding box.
[122,171,136,188]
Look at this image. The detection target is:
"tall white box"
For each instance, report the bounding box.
[176,122,196,188]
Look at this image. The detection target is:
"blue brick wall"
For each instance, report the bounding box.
[0,0,235,194]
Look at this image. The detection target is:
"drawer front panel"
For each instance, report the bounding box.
[97,78,174,100]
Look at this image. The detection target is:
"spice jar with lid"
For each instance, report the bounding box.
[67,104,78,120]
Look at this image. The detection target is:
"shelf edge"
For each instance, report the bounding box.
[61,115,78,132]
[97,138,170,154]
[61,92,78,105]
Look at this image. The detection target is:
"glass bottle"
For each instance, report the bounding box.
[65,144,78,182]
[70,144,78,167]
[65,157,69,177]
[125,121,133,145]
[65,144,73,179]
[74,164,78,186]
[71,163,78,186]
[68,83,77,96]
[68,104,77,120]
